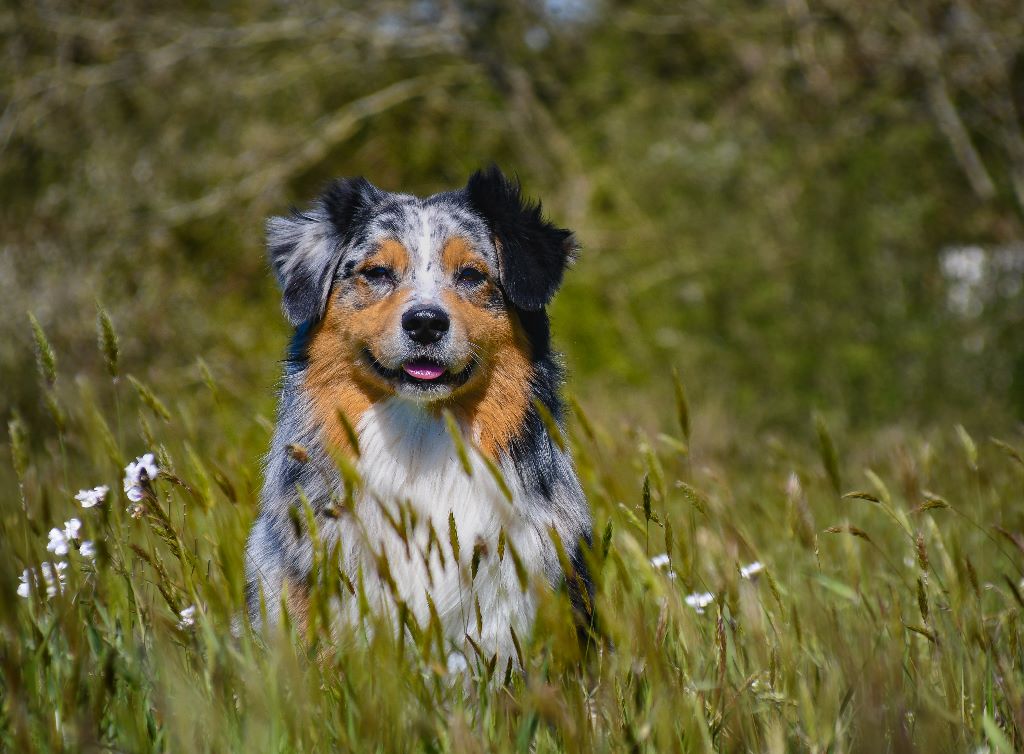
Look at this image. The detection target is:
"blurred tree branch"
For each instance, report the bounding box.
[160,69,467,224]
[2,10,457,152]
[896,8,996,202]
[3,0,1024,431]
[824,0,1024,218]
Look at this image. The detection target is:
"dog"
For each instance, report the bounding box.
[244,166,593,669]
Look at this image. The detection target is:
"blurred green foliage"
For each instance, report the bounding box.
[3,0,1024,441]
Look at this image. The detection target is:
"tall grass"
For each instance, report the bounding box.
[3,316,1024,753]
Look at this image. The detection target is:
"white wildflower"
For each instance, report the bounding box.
[178,605,197,630]
[17,569,32,598]
[64,518,82,541]
[75,485,108,508]
[127,502,145,519]
[40,561,68,598]
[47,528,69,556]
[684,591,715,614]
[79,541,96,560]
[18,562,69,599]
[740,561,764,580]
[124,452,159,502]
[650,552,677,579]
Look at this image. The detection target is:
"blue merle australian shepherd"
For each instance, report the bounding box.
[244,166,594,668]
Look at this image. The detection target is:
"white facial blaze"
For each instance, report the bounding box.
[409,205,446,306]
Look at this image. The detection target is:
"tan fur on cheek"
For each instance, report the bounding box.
[344,289,409,363]
[444,290,534,459]
[305,297,392,454]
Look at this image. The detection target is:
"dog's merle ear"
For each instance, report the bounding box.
[465,165,577,311]
[267,177,382,326]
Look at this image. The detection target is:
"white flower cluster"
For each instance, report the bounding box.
[124,453,159,502]
[17,562,68,599]
[20,515,96,600]
[18,453,160,601]
[75,485,108,508]
[47,518,81,556]
[650,555,766,615]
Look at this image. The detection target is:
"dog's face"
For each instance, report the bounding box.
[269,167,576,405]
[318,198,508,402]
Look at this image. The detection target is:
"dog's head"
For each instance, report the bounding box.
[268,166,576,403]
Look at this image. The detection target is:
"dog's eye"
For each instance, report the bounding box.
[456,267,486,286]
[361,266,394,284]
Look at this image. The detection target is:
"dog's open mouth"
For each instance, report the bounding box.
[362,350,474,390]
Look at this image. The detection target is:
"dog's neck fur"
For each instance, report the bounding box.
[278,386,555,659]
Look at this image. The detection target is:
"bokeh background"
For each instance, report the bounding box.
[4,0,1024,451]
[5,4,1024,751]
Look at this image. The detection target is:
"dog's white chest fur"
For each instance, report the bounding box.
[329,398,545,661]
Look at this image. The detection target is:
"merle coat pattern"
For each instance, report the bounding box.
[245,167,593,667]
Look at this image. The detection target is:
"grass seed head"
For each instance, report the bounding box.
[8,415,29,482]
[96,304,120,379]
[955,424,978,471]
[128,376,172,422]
[642,475,652,521]
[677,481,709,517]
[447,510,460,563]
[843,490,880,503]
[916,532,929,572]
[671,367,691,443]
[824,524,873,544]
[813,412,841,495]
[990,437,1024,467]
[28,313,57,387]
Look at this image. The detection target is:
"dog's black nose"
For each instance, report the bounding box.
[401,306,450,344]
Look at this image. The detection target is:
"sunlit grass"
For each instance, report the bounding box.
[2,315,1024,752]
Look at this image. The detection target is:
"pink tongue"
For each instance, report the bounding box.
[402,361,446,381]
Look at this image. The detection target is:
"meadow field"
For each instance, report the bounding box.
[5,318,1024,752]
[3,1,1024,751]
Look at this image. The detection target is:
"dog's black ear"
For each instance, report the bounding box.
[465,165,577,311]
[267,177,381,326]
